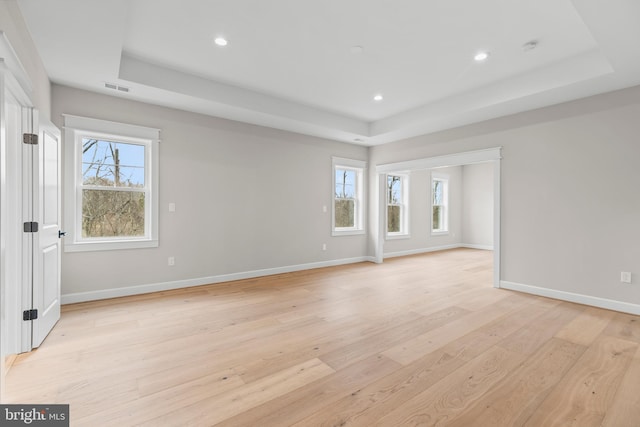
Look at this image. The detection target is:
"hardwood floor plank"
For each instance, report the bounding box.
[437,296,562,363]
[600,346,640,427]
[523,335,638,427]
[373,345,526,426]
[497,301,583,355]
[555,306,616,346]
[139,358,335,426]
[216,354,401,427]
[603,312,640,343]
[319,306,471,370]
[235,311,425,384]
[293,298,558,427]
[75,369,245,426]
[446,338,586,427]
[382,294,534,365]
[292,349,467,427]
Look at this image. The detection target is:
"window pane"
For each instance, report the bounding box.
[387,205,401,233]
[433,180,443,205]
[82,190,145,237]
[335,169,356,199]
[82,138,145,187]
[433,205,443,230]
[387,175,401,204]
[335,199,355,228]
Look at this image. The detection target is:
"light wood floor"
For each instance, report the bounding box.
[5,248,640,426]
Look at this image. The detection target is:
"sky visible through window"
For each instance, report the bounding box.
[433,180,444,204]
[388,175,401,204]
[82,138,145,187]
[335,169,355,198]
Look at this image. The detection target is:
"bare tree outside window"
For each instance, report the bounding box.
[81,138,146,237]
[335,168,356,228]
[432,178,447,232]
[387,175,402,233]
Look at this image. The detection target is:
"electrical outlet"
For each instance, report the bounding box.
[621,271,632,283]
[322,243,327,251]
[169,202,176,212]
[168,256,175,266]
[322,205,327,213]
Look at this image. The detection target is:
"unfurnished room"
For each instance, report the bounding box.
[0,1,639,426]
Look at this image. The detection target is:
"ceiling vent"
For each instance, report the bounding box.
[104,82,130,93]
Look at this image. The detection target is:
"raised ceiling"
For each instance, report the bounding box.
[16,0,640,145]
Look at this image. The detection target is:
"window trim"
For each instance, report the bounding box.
[386,172,410,239]
[431,172,449,235]
[332,157,366,236]
[63,115,160,252]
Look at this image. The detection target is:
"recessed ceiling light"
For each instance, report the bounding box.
[373,94,383,101]
[214,37,228,47]
[474,51,490,62]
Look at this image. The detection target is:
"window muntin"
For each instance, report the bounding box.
[64,115,159,252]
[432,175,449,234]
[332,157,365,236]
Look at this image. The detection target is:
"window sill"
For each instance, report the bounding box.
[332,229,366,237]
[64,239,158,253]
[386,233,410,240]
[431,231,449,236]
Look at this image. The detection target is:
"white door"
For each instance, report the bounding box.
[29,118,62,348]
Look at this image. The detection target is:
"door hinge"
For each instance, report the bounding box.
[23,221,39,233]
[23,133,38,145]
[23,309,38,321]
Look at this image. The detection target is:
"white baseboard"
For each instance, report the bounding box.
[460,243,494,251]
[384,244,462,259]
[62,256,375,304]
[500,280,640,315]
[384,244,493,259]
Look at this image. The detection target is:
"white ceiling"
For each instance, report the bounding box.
[16,0,640,145]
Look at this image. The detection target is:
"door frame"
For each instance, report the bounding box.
[374,147,502,288]
[1,32,36,399]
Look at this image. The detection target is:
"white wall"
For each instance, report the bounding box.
[383,167,463,257]
[462,162,493,248]
[370,85,640,309]
[52,85,369,299]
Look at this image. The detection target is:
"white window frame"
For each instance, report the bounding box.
[63,115,160,252]
[332,157,366,236]
[431,172,449,235]
[386,172,410,239]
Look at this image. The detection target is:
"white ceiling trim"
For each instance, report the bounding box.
[118,47,615,145]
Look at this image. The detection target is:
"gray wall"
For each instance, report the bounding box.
[52,85,368,296]
[369,86,640,305]
[462,163,493,248]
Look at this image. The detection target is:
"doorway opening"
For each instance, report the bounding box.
[375,147,501,287]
